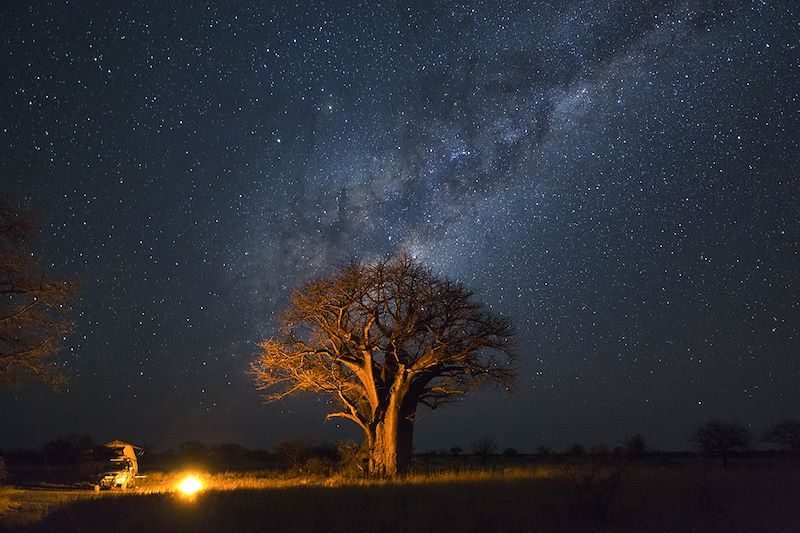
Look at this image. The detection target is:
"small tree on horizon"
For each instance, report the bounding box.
[536,446,551,457]
[690,420,750,467]
[622,433,647,458]
[275,436,315,470]
[503,447,519,457]
[251,252,515,477]
[471,437,498,462]
[566,443,586,457]
[762,421,800,453]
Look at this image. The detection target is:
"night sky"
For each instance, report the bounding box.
[1,1,798,453]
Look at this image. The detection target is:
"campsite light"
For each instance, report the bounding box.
[177,475,204,496]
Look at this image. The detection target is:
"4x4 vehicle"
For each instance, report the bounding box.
[84,440,143,490]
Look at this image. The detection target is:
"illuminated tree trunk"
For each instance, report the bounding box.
[367,408,417,476]
[370,408,400,476]
[367,379,416,477]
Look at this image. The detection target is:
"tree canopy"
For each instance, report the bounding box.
[251,252,515,475]
[0,196,76,386]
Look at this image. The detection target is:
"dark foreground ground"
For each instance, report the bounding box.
[2,461,798,532]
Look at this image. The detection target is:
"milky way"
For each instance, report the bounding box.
[1,1,797,452]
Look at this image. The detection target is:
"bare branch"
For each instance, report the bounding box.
[0,196,76,387]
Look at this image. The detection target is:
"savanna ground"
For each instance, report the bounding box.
[2,457,798,532]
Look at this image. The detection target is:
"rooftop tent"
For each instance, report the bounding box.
[103,440,144,460]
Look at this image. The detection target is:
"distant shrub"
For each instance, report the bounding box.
[42,434,94,465]
[690,420,750,467]
[762,421,800,453]
[471,437,497,461]
[312,442,339,462]
[177,440,209,460]
[566,444,585,457]
[536,446,551,457]
[590,445,609,457]
[0,455,7,484]
[276,437,315,470]
[302,457,335,477]
[209,443,247,461]
[552,458,629,523]
[335,441,368,478]
[623,433,647,458]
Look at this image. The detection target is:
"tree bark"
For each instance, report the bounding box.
[396,411,414,474]
[367,378,417,477]
[396,393,418,474]
[365,403,418,477]
[369,409,400,476]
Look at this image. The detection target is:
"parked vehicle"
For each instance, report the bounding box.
[83,440,143,490]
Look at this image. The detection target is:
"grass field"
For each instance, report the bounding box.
[2,460,798,532]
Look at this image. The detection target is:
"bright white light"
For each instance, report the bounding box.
[177,475,203,496]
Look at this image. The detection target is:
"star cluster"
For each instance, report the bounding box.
[1,1,797,451]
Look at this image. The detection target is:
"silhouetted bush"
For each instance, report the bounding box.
[690,421,750,467]
[536,446,551,458]
[276,437,315,471]
[566,444,585,457]
[471,437,497,462]
[762,421,800,453]
[1,448,42,464]
[622,433,647,458]
[301,456,335,477]
[334,441,368,478]
[210,443,247,461]
[552,458,629,524]
[177,440,209,461]
[42,434,94,465]
[590,444,609,457]
[312,442,340,463]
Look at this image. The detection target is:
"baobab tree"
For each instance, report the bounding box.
[251,252,515,476]
[1,196,76,386]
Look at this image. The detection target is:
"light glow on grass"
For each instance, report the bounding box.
[177,475,204,496]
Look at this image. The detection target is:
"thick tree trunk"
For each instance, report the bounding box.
[366,407,417,476]
[367,382,419,477]
[396,412,414,474]
[369,410,400,476]
[396,394,417,474]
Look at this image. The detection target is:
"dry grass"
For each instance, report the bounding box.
[0,486,100,529]
[0,488,12,516]
[3,462,799,532]
[127,465,553,494]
